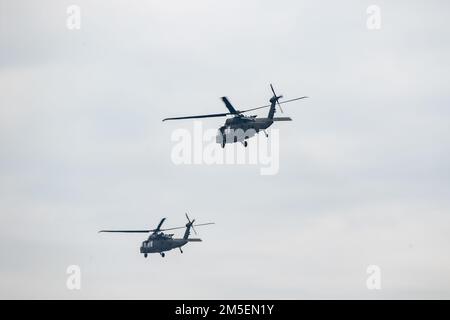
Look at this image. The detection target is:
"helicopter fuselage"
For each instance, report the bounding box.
[217,116,274,145]
[163,84,307,147]
[140,238,188,254]
[225,116,273,130]
[100,214,212,258]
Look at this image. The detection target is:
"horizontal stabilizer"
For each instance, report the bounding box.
[272,117,292,121]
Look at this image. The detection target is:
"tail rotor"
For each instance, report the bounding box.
[270,83,284,113]
[185,212,197,235]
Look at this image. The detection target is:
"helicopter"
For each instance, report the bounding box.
[99,214,214,258]
[163,84,308,147]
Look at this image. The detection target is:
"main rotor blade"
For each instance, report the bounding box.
[163,113,230,121]
[221,97,238,114]
[191,222,215,227]
[99,222,215,233]
[157,226,187,232]
[238,96,308,113]
[279,96,309,105]
[99,230,151,233]
[159,222,215,232]
[155,218,166,231]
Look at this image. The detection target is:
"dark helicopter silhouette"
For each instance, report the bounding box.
[99,213,214,258]
[163,84,308,147]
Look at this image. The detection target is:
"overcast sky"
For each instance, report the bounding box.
[1,0,450,299]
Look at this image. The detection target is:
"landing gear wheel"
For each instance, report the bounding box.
[243,141,248,147]
[160,252,165,258]
[144,253,148,258]
[221,141,225,148]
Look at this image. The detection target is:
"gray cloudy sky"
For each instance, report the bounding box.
[1,0,450,299]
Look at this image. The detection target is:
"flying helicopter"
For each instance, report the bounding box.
[99,214,214,258]
[163,84,308,147]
